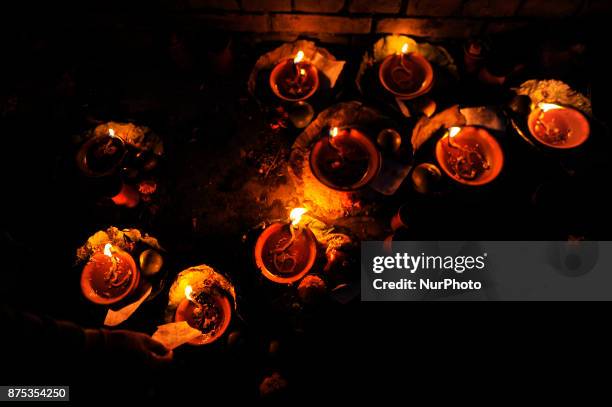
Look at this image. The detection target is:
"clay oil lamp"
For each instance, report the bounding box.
[254,208,318,284]
[435,126,504,186]
[81,243,140,305]
[174,284,232,346]
[379,42,434,99]
[527,103,590,149]
[76,128,127,177]
[269,50,319,102]
[310,126,381,191]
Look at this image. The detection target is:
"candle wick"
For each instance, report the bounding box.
[270,223,299,274]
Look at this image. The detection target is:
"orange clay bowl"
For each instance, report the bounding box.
[174,294,232,345]
[527,105,590,149]
[309,128,381,192]
[379,53,434,99]
[269,59,319,102]
[80,250,140,306]
[435,126,504,187]
[76,134,127,177]
[254,222,317,284]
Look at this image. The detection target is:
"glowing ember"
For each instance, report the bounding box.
[108,128,115,137]
[299,68,306,76]
[293,50,304,64]
[290,208,307,226]
[401,43,409,54]
[103,243,113,257]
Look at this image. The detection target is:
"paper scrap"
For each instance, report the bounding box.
[151,321,202,350]
[104,285,152,327]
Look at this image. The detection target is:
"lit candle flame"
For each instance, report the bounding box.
[185,285,194,302]
[294,50,304,64]
[538,102,563,113]
[448,127,461,138]
[329,126,339,138]
[108,128,115,138]
[401,43,409,54]
[290,207,307,226]
[103,243,113,258]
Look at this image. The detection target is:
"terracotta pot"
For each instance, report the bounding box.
[174,292,232,345]
[527,104,590,149]
[309,128,381,191]
[379,53,434,99]
[76,135,126,177]
[269,58,319,102]
[254,222,317,284]
[435,126,504,186]
[81,249,140,305]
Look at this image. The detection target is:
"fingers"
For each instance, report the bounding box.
[144,336,171,357]
[150,349,174,364]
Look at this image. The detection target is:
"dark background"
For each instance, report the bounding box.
[1,2,611,402]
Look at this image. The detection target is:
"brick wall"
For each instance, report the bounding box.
[160,0,612,41]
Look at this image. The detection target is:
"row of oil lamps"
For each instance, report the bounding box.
[77,42,592,347]
[270,43,434,101]
[78,43,591,199]
[270,44,589,188]
[79,208,317,346]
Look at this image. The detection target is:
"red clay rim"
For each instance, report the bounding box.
[254,223,317,284]
[76,135,127,178]
[175,294,232,346]
[378,53,434,100]
[527,106,590,149]
[309,130,381,192]
[435,126,504,186]
[80,250,140,306]
[269,59,320,102]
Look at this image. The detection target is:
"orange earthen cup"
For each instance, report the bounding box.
[254,223,317,284]
[80,250,140,306]
[269,58,319,102]
[309,128,381,191]
[527,106,590,149]
[435,127,504,186]
[379,53,434,99]
[174,290,232,345]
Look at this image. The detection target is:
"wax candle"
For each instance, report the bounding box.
[435,126,504,186]
[269,50,319,102]
[527,103,590,149]
[309,127,381,191]
[174,285,232,346]
[254,208,318,284]
[81,243,140,305]
[379,43,434,99]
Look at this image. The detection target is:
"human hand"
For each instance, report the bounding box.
[87,328,173,369]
